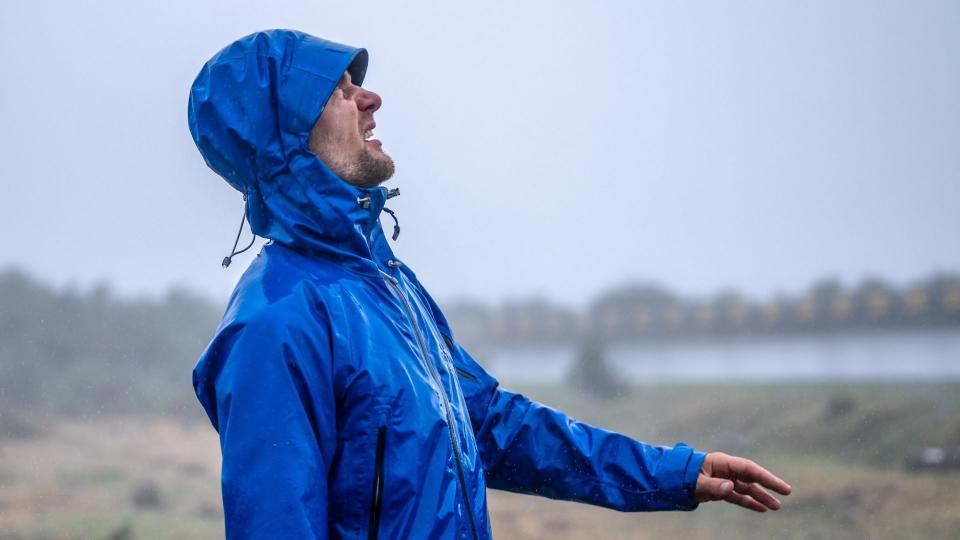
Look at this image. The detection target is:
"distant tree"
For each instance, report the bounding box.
[853,278,899,326]
[809,278,845,329]
[712,290,754,334]
[589,283,683,339]
[496,297,578,346]
[0,266,221,419]
[566,334,626,400]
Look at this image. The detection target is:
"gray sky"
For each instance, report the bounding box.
[1,0,957,307]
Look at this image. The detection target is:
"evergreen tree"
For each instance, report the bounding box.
[566,334,626,400]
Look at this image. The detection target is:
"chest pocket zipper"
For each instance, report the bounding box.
[454,366,477,381]
[440,334,478,382]
[368,425,386,540]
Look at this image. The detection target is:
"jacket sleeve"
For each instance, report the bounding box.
[192,310,336,539]
[449,340,706,512]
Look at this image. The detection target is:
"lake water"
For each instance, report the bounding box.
[481,330,960,384]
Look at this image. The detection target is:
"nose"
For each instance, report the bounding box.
[356,88,382,114]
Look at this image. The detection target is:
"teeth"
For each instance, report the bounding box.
[363,129,373,140]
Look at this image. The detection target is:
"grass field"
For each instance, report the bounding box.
[1,382,958,539]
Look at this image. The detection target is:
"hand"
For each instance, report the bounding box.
[694,452,792,512]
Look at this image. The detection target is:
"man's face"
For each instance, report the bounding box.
[307,71,395,188]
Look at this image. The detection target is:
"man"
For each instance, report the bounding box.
[189,29,790,539]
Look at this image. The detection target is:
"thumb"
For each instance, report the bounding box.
[695,476,734,502]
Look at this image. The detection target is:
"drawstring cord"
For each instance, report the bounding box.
[359,187,401,241]
[221,186,398,268]
[382,207,400,241]
[222,198,256,268]
[384,187,401,240]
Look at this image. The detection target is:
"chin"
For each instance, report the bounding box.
[345,149,396,188]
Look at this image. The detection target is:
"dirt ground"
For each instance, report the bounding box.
[2,389,959,539]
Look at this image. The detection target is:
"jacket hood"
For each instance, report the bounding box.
[188,29,396,267]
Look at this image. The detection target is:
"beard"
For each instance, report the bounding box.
[338,146,396,188]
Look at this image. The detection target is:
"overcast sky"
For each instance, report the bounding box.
[1,0,957,307]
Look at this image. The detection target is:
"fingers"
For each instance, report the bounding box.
[699,452,793,512]
[724,490,768,513]
[747,465,791,496]
[724,455,793,496]
[694,476,734,502]
[734,479,781,511]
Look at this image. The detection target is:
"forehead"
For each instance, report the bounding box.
[338,71,354,86]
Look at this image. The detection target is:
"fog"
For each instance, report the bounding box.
[2,2,959,539]
[1,0,958,306]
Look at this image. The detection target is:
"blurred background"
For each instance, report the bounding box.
[1,1,958,539]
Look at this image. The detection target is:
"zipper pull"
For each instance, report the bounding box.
[379,270,399,285]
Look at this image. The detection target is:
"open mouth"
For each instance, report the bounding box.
[361,125,382,148]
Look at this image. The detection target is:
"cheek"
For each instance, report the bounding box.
[324,102,359,133]
[311,101,361,150]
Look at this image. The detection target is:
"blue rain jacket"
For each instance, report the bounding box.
[189,29,706,540]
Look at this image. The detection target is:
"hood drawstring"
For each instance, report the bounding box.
[223,186,399,268]
[222,197,257,268]
[356,188,401,241]
[382,207,400,241]
[383,187,401,241]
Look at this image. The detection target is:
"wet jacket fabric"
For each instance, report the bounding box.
[188,29,706,540]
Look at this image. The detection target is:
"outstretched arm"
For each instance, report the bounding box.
[415,281,791,513]
[450,340,705,512]
[452,340,793,512]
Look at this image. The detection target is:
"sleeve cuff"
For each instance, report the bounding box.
[654,442,706,511]
[682,445,707,508]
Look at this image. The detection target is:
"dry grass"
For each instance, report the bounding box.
[2,383,959,539]
[0,418,222,540]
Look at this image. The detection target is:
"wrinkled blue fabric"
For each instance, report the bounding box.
[189,29,706,540]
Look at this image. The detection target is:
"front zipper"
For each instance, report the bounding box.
[379,270,480,540]
[368,425,386,540]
